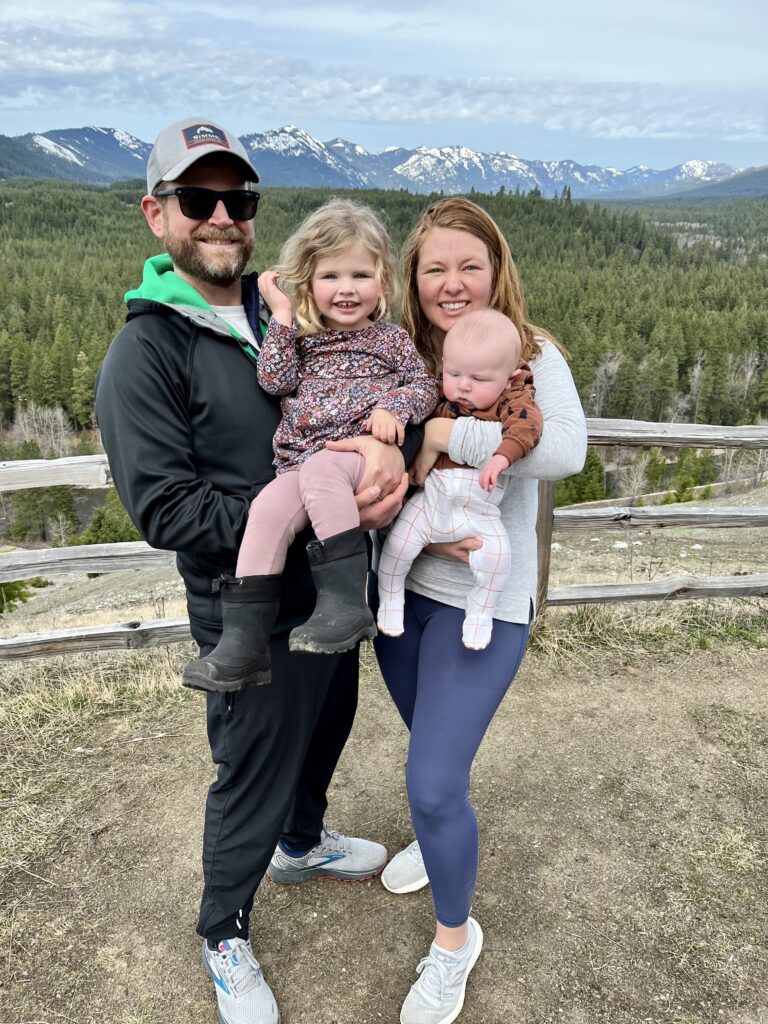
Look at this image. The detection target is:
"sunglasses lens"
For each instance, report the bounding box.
[224,192,259,220]
[175,189,213,219]
[174,188,258,220]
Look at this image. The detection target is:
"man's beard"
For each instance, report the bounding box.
[164,225,254,288]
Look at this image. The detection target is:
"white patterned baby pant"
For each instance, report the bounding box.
[377,466,511,649]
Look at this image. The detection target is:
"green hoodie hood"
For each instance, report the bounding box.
[125,254,263,364]
[125,253,220,313]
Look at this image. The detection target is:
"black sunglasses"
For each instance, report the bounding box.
[153,186,260,221]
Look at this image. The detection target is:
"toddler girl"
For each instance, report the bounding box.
[183,199,438,692]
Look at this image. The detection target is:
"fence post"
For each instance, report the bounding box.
[535,480,556,620]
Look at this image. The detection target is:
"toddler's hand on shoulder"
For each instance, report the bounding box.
[365,408,404,445]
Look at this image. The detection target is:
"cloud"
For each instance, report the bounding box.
[0,0,171,39]
[0,13,764,146]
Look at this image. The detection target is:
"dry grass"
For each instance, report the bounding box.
[531,597,768,664]
[0,645,194,884]
[0,567,187,636]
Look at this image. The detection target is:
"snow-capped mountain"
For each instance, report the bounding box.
[2,123,740,198]
[239,126,736,197]
[239,125,366,188]
[15,126,151,183]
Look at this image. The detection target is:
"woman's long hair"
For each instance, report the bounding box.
[400,197,564,373]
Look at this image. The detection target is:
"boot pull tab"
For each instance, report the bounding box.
[306,539,326,565]
[212,574,239,593]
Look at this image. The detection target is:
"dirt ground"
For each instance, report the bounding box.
[2,630,767,1024]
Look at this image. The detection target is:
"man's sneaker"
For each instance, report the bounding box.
[202,937,280,1024]
[266,826,386,884]
[400,917,484,1024]
[381,840,429,894]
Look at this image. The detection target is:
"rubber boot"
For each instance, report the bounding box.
[182,574,281,693]
[288,528,377,655]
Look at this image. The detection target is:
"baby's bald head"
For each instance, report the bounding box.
[441,309,523,413]
[443,308,522,375]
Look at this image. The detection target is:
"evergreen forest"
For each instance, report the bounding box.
[1,179,767,434]
[0,178,766,537]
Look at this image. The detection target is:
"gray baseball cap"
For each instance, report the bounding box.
[146,117,260,194]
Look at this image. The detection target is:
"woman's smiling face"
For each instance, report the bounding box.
[416,227,494,341]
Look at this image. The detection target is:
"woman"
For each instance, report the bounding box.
[374,197,588,1024]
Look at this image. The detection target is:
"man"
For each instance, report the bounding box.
[95,117,413,1024]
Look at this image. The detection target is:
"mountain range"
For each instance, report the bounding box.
[0,124,750,200]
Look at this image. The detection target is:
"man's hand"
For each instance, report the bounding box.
[479,453,510,492]
[258,270,293,325]
[424,538,483,564]
[326,434,406,498]
[365,408,405,445]
[326,435,408,529]
[358,472,409,530]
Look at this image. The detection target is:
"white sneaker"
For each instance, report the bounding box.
[400,917,484,1024]
[202,936,280,1024]
[381,840,429,894]
[266,826,387,883]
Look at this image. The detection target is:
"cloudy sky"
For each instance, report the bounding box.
[1,0,766,170]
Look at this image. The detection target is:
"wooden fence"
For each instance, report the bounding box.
[2,418,768,660]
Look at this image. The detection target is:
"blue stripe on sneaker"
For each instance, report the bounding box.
[211,970,230,995]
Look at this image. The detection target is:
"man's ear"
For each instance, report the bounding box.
[141,195,165,239]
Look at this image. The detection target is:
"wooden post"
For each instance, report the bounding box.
[535,480,556,621]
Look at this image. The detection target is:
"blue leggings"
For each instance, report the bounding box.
[373,587,530,927]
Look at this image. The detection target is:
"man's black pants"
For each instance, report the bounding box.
[196,631,359,942]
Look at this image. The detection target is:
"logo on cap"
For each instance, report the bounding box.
[182,124,231,151]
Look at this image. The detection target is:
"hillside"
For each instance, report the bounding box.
[674,164,768,199]
[0,134,91,182]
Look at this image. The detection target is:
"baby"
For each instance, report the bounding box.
[377,308,543,649]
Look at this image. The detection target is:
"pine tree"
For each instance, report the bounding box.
[79,489,141,544]
[0,580,35,616]
[70,350,95,429]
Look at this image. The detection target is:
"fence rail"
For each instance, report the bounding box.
[2,419,766,494]
[552,506,768,531]
[2,416,768,660]
[0,454,111,491]
[584,419,768,449]
[3,571,768,660]
[0,542,176,583]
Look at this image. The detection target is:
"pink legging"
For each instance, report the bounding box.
[236,449,365,577]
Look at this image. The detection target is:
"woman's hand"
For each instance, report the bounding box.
[409,445,438,487]
[424,538,483,564]
[408,417,454,486]
[257,270,293,326]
